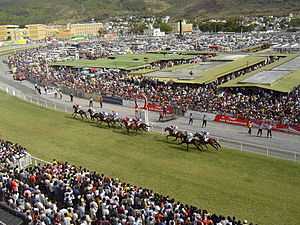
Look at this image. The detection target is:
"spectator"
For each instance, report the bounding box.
[202,114,207,128]
[189,113,193,125]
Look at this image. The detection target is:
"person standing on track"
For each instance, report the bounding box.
[247,120,253,135]
[267,123,272,138]
[89,97,93,108]
[188,113,193,125]
[70,93,73,102]
[202,114,207,128]
[257,122,264,137]
[99,95,103,108]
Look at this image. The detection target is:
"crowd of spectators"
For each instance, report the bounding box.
[0,139,255,225]
[0,139,28,170]
[7,45,300,126]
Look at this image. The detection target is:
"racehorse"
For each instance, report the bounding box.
[72,105,88,119]
[206,137,221,150]
[87,109,99,121]
[109,114,123,128]
[164,126,185,142]
[95,112,114,128]
[194,132,221,151]
[136,121,151,132]
[179,133,204,152]
[121,118,139,133]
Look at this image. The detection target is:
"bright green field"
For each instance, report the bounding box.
[0,92,300,225]
[220,54,300,92]
[51,53,194,70]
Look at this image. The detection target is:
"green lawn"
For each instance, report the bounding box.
[220,54,300,92]
[51,53,194,70]
[0,92,299,225]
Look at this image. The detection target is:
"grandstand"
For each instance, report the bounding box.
[51,53,195,70]
[145,55,268,84]
[220,54,300,92]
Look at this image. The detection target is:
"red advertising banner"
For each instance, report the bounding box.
[214,115,249,126]
[147,103,174,114]
[214,114,300,135]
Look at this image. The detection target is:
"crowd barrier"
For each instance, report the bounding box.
[214,114,300,135]
[102,96,123,105]
[123,99,174,114]
[12,154,32,170]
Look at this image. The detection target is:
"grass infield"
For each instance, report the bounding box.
[0,92,299,225]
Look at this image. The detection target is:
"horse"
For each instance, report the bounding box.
[121,118,141,133]
[164,126,185,142]
[179,134,204,152]
[194,132,221,151]
[87,108,98,121]
[109,114,123,128]
[207,137,222,150]
[164,126,176,139]
[95,112,114,128]
[72,105,88,120]
[136,121,151,132]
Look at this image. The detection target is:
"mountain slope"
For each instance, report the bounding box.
[0,0,299,25]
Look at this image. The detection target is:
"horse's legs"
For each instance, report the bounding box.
[186,143,189,152]
[204,144,209,150]
[195,143,202,151]
[210,143,218,151]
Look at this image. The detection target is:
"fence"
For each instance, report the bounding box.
[0,84,73,114]
[13,154,33,169]
[1,84,299,163]
[30,156,50,166]
[156,125,299,162]
[215,136,299,162]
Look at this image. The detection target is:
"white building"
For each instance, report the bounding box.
[144,27,165,37]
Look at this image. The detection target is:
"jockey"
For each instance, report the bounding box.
[203,131,210,142]
[128,117,134,125]
[112,111,119,118]
[136,118,142,126]
[184,131,194,142]
[89,107,95,114]
[170,125,178,133]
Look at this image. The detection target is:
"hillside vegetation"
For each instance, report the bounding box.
[0,0,299,24]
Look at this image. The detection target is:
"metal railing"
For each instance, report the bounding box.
[1,84,299,162]
[31,156,50,167]
[155,125,299,162]
[215,136,299,161]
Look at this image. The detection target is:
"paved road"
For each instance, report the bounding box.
[1,57,299,159]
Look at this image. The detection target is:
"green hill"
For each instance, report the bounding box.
[0,0,299,24]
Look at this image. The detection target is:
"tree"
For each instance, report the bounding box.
[159,23,173,33]
[130,22,147,34]
[289,18,300,27]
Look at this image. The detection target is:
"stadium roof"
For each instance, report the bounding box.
[51,53,194,71]
[220,54,300,93]
[155,55,267,84]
